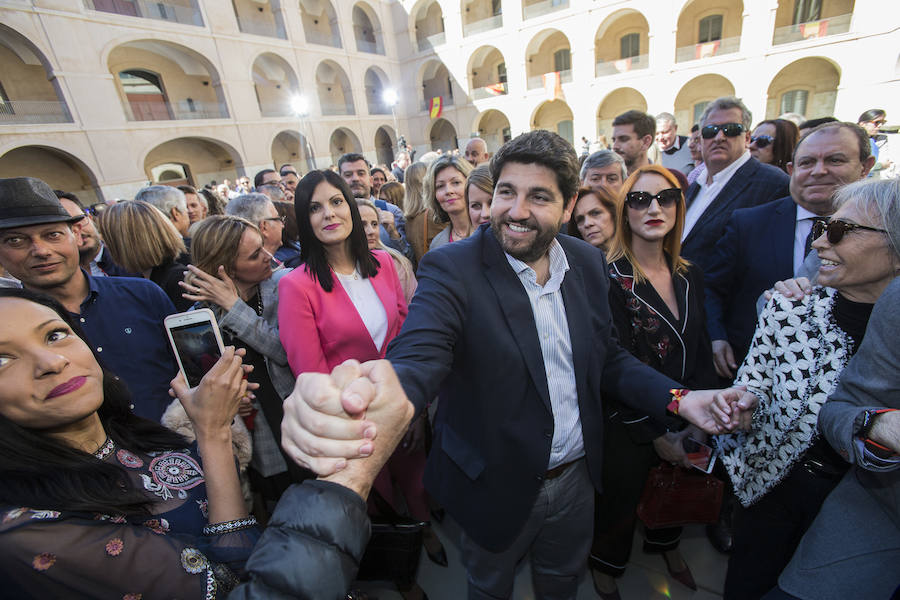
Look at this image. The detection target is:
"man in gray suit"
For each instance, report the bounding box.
[774,276,900,599]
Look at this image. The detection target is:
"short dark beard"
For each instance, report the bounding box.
[491,217,559,265]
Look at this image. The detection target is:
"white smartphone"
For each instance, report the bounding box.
[682,437,717,474]
[164,309,226,389]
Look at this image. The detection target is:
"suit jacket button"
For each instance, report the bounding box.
[535,474,543,481]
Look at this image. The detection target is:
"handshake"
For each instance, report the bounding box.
[280,359,415,500]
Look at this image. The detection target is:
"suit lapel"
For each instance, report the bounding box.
[482,230,552,413]
[772,199,798,278]
[683,159,756,247]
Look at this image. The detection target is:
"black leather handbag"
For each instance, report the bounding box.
[355,489,426,586]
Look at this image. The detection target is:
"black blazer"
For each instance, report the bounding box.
[386,226,681,552]
[682,157,789,274]
[703,196,797,362]
[150,259,191,312]
[607,258,718,444]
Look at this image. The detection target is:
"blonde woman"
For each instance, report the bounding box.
[379,181,405,212]
[403,161,443,265]
[357,199,418,304]
[98,200,190,310]
[466,164,494,229]
[424,155,474,251]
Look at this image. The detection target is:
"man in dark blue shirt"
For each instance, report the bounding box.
[0,177,179,421]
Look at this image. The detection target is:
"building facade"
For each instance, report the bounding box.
[0,0,896,203]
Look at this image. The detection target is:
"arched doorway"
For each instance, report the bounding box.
[316,60,355,115]
[272,130,314,173]
[329,127,362,165]
[475,109,511,152]
[766,57,840,119]
[673,74,734,127]
[533,100,574,145]
[429,118,458,152]
[375,126,395,166]
[144,137,244,187]
[0,146,101,204]
[596,88,647,139]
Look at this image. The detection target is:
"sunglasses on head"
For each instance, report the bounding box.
[624,188,681,210]
[701,123,745,139]
[750,135,775,148]
[811,219,887,245]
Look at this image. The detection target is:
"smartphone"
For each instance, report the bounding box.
[164,309,226,389]
[682,437,717,474]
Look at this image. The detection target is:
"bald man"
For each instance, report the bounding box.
[464,137,490,167]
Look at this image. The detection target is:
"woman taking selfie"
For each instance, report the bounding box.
[0,288,258,598]
[424,155,473,251]
[590,165,717,599]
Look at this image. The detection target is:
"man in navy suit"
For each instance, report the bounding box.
[704,122,875,378]
[280,131,757,599]
[681,97,789,275]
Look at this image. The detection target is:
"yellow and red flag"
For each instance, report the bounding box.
[429,97,443,119]
[799,20,828,39]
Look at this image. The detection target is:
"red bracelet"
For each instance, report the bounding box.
[667,388,689,415]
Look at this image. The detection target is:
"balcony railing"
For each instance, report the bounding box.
[675,36,740,63]
[126,99,227,121]
[84,0,203,26]
[471,82,508,100]
[523,0,568,20]
[421,96,455,112]
[304,28,342,48]
[0,100,72,124]
[237,14,287,39]
[320,101,355,116]
[355,38,385,55]
[463,14,502,37]
[526,69,573,90]
[595,54,649,77]
[772,13,852,45]
[417,31,446,52]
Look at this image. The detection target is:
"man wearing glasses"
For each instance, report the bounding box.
[704,121,875,382]
[680,97,790,274]
[225,193,295,267]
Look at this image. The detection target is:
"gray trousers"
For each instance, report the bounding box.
[460,458,594,600]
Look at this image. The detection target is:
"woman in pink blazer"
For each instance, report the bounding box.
[278,170,445,597]
[278,170,406,375]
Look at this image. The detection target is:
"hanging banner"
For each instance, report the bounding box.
[799,20,828,39]
[543,71,563,100]
[695,41,720,59]
[429,96,443,119]
[486,83,507,95]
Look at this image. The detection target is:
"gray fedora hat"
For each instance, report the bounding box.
[0,177,84,230]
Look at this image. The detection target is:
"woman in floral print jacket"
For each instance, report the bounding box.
[589,165,718,599]
[0,288,260,599]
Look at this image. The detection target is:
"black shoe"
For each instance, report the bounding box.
[590,569,622,600]
[706,521,734,554]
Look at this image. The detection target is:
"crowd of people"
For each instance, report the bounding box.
[0,96,897,600]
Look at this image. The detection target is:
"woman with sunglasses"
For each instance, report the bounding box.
[748,119,799,173]
[717,177,900,599]
[590,165,717,599]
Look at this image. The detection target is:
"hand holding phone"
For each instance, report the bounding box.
[682,437,717,474]
[165,309,226,389]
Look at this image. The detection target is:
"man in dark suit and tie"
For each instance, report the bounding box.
[681,97,789,275]
[704,122,875,378]
[279,131,757,599]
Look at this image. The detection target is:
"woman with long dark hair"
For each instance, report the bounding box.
[0,287,258,598]
[748,119,799,173]
[589,165,718,598]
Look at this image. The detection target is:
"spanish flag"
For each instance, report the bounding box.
[429,97,443,119]
[543,72,563,101]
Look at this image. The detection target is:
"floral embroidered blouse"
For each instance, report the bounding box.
[0,440,260,599]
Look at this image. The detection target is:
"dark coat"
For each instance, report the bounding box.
[386,226,681,552]
[681,157,789,274]
[703,196,797,362]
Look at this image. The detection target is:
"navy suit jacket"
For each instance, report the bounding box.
[704,196,797,362]
[386,225,680,552]
[682,157,789,274]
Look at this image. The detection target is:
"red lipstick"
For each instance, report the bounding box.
[46,376,86,400]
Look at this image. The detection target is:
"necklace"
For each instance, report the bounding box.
[336,268,360,281]
[93,437,115,460]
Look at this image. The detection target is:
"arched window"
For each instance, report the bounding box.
[698,15,723,43]
[118,70,171,120]
[620,33,640,59]
[553,48,571,72]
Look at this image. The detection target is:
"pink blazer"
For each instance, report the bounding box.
[278,250,408,376]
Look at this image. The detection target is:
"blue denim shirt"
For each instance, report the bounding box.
[72,270,179,422]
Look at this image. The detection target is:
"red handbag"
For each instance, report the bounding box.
[636,463,724,529]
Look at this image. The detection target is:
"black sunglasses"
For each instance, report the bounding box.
[811,219,887,245]
[625,188,681,210]
[750,135,775,148]
[701,123,745,139]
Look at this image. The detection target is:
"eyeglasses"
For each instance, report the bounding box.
[624,188,682,210]
[811,219,887,245]
[701,123,745,139]
[85,203,108,217]
[749,135,775,149]
[262,216,286,224]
